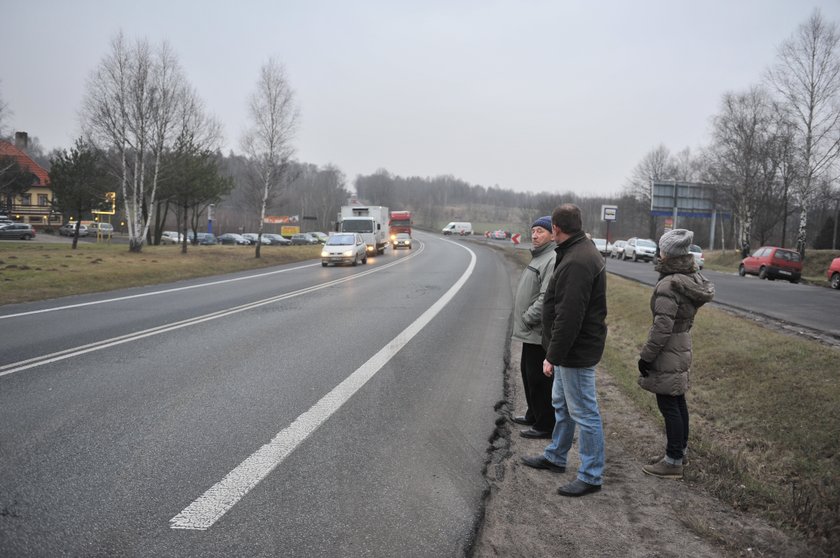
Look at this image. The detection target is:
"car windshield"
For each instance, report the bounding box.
[396,234,410,239]
[341,220,373,233]
[328,234,355,246]
[593,239,606,247]
[639,239,656,248]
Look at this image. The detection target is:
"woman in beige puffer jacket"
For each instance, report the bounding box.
[638,229,714,479]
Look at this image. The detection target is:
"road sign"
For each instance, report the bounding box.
[601,205,618,221]
[511,233,521,245]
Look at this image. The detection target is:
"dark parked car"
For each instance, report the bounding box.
[188,232,217,245]
[827,257,840,289]
[217,233,249,245]
[262,233,291,246]
[291,233,319,245]
[739,246,803,283]
[0,223,36,240]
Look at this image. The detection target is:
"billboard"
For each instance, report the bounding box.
[651,181,717,218]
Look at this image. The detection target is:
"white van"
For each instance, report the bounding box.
[442,222,472,236]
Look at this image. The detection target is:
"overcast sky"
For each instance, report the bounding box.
[4,1,840,197]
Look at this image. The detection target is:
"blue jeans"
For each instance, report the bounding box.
[543,365,605,485]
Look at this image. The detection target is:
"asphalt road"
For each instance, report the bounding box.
[603,256,840,339]
[0,232,510,556]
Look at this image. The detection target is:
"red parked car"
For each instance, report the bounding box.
[739,246,803,283]
[827,257,840,289]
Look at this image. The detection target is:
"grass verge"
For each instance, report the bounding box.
[603,274,839,550]
[0,242,321,305]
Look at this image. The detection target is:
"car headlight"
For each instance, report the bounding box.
[390,234,396,240]
[343,250,353,257]
[321,250,328,257]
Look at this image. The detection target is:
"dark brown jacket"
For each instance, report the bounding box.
[541,231,608,368]
[638,255,715,395]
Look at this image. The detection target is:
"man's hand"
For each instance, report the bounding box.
[543,359,554,377]
[637,358,651,377]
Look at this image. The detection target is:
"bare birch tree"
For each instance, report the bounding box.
[241,59,299,258]
[766,10,840,257]
[81,32,191,252]
[706,87,786,248]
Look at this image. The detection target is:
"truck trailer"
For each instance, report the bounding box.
[338,205,389,255]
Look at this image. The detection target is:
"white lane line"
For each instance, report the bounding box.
[0,245,425,378]
[0,262,321,320]
[170,241,476,531]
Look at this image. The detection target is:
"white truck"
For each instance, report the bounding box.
[338,205,389,255]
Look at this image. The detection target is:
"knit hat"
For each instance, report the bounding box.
[531,216,552,232]
[659,228,693,257]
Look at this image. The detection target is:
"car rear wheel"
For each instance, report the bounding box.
[738,264,746,277]
[22,234,32,240]
[832,273,840,289]
[759,266,767,280]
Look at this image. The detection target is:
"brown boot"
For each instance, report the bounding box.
[648,454,689,467]
[642,458,683,479]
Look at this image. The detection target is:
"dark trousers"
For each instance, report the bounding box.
[656,393,689,460]
[520,342,556,432]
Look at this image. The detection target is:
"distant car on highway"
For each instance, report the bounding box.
[217,233,249,245]
[624,237,657,262]
[739,246,802,283]
[592,238,609,256]
[321,233,367,266]
[490,230,507,240]
[828,257,840,289]
[0,223,36,240]
[392,232,412,249]
[610,240,626,259]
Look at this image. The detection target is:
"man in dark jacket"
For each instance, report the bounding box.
[521,204,607,497]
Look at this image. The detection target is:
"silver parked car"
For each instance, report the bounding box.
[262,233,291,246]
[242,233,271,245]
[59,223,88,237]
[321,233,367,266]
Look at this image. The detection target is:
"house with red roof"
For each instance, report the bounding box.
[0,132,59,228]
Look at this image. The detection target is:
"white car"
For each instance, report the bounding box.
[391,233,412,249]
[623,237,657,262]
[610,240,626,259]
[321,233,367,266]
[689,244,704,270]
[591,238,609,256]
[161,231,183,244]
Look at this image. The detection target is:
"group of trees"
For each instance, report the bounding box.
[7,12,840,256]
[625,10,840,255]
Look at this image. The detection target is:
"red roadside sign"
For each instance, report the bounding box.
[511,233,521,245]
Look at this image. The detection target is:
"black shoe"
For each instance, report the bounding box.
[511,414,534,426]
[519,428,552,439]
[556,479,601,497]
[521,455,566,473]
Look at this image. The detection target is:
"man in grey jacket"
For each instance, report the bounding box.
[521,204,607,497]
[510,216,557,439]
